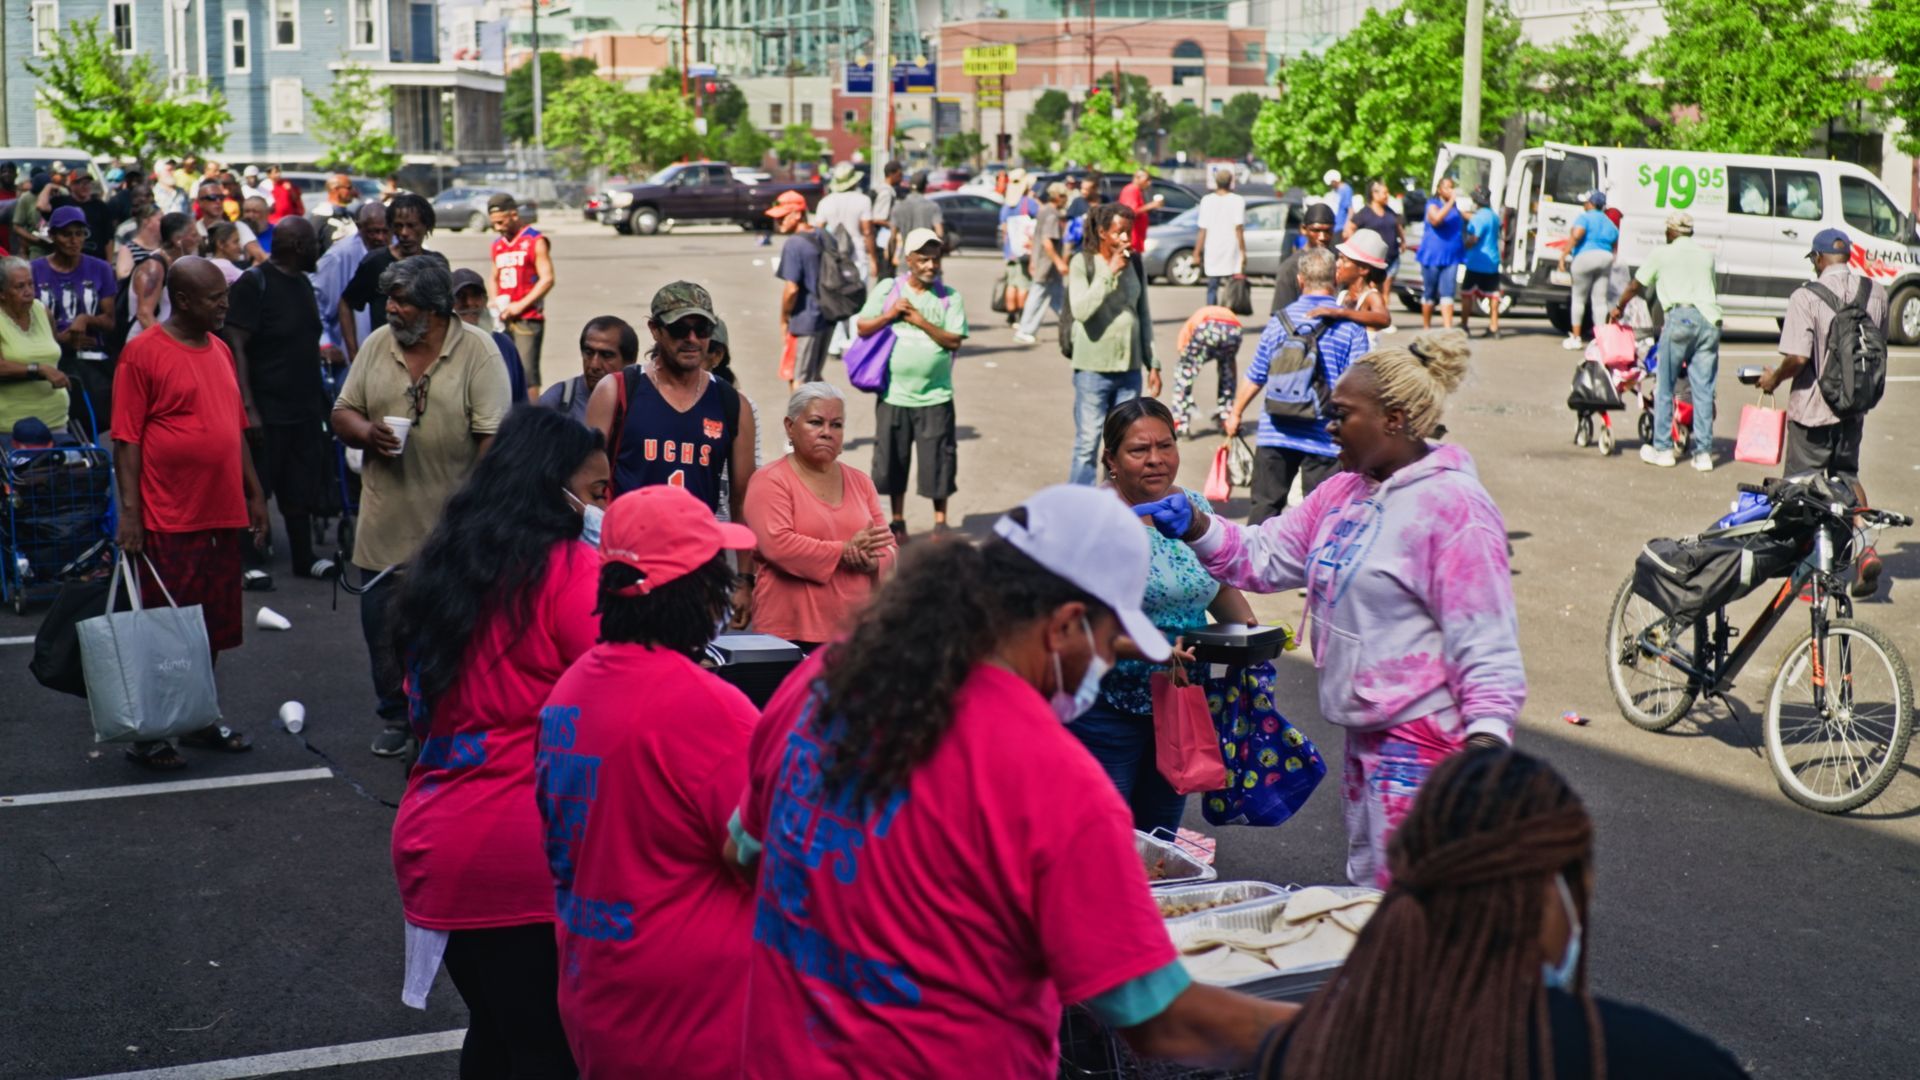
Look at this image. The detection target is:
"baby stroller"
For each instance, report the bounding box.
[0,400,116,614]
[1569,324,1692,456]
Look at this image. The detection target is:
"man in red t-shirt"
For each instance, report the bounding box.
[488,193,554,397]
[111,256,269,771]
[1117,168,1164,254]
[267,164,304,224]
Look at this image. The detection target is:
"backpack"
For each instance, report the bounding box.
[108,249,161,356]
[811,227,868,322]
[1803,277,1886,417]
[1005,200,1037,257]
[1262,310,1334,422]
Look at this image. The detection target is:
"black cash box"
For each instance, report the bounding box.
[1184,623,1291,666]
[705,633,806,706]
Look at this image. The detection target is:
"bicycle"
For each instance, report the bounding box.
[1604,474,1915,813]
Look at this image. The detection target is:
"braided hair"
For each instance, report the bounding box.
[1276,749,1603,1080]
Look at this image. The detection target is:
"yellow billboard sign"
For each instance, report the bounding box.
[963,45,1017,76]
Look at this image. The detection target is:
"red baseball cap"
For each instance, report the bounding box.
[764,190,808,219]
[600,486,756,595]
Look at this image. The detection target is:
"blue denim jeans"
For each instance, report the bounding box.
[1205,276,1225,306]
[1070,368,1142,485]
[1653,305,1720,456]
[1069,697,1188,835]
[1017,274,1065,337]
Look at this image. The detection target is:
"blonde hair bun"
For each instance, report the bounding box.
[1407,329,1470,394]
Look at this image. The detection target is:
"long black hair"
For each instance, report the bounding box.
[393,406,605,711]
[815,517,1109,805]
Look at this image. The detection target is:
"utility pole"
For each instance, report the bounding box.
[531,0,543,150]
[872,0,891,175]
[1087,0,1096,91]
[1459,0,1484,148]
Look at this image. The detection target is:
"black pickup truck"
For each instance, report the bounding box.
[600,162,824,235]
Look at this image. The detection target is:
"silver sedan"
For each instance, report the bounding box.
[1141,198,1300,286]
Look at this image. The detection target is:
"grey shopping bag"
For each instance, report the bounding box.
[78,554,222,743]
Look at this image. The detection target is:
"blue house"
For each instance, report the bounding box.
[4,0,503,166]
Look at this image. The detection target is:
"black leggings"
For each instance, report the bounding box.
[441,923,577,1080]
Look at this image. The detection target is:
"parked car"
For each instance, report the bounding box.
[601,161,823,235]
[1032,172,1199,227]
[432,186,541,232]
[926,168,974,192]
[0,147,105,188]
[1141,197,1299,286]
[279,171,384,204]
[928,191,1005,253]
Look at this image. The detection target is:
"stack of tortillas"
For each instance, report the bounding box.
[1175,887,1381,985]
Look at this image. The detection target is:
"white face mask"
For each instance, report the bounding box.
[1542,873,1583,991]
[563,490,604,548]
[1049,616,1111,724]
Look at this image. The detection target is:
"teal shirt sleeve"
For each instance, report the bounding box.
[1084,958,1192,1028]
[727,808,763,866]
[938,283,969,338]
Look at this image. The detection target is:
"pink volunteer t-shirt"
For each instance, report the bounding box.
[390,540,600,930]
[737,656,1176,1079]
[535,644,760,1079]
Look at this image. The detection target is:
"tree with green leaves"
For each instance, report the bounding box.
[542,78,698,177]
[1094,72,1170,142]
[1168,101,1250,161]
[1865,0,1920,158]
[937,132,985,167]
[1650,0,1866,154]
[307,64,404,178]
[1063,95,1140,172]
[717,123,773,168]
[1251,0,1521,189]
[24,17,229,165]
[503,53,600,144]
[1517,15,1662,148]
[774,124,825,167]
[1020,89,1073,167]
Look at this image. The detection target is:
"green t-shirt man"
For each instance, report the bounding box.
[857,273,969,409]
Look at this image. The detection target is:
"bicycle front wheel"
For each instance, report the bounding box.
[1605,575,1699,731]
[1765,618,1915,813]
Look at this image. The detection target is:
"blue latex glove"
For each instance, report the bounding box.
[1131,492,1193,539]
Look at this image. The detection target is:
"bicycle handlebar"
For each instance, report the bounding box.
[1861,509,1913,528]
[1737,482,1770,496]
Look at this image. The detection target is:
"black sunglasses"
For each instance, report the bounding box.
[405,374,431,421]
[664,319,715,341]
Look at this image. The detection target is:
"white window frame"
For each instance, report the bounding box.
[769,102,783,126]
[271,0,300,51]
[30,1,59,57]
[349,0,378,50]
[270,77,305,134]
[228,13,251,74]
[109,0,135,54]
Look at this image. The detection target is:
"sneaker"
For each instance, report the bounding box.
[370,725,413,758]
[1012,331,1037,345]
[296,558,340,580]
[889,520,909,546]
[1691,452,1714,472]
[1852,548,1884,599]
[1639,445,1677,467]
[1561,336,1584,351]
[1379,323,1399,335]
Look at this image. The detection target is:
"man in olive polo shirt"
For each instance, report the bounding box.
[331,255,512,757]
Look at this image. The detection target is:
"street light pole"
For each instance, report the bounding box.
[1459,0,1484,148]
[872,0,891,174]
[531,0,543,150]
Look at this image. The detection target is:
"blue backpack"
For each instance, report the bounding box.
[1262,309,1333,423]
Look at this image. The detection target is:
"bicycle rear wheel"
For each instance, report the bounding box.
[1605,575,1699,731]
[1764,619,1914,813]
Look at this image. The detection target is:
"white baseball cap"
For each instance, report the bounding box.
[1324,169,1343,186]
[903,226,943,255]
[994,485,1171,662]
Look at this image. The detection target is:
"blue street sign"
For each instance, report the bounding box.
[846,62,875,96]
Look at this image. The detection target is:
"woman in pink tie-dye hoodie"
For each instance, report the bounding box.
[1135,329,1525,888]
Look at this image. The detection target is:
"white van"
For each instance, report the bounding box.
[1433,142,1920,343]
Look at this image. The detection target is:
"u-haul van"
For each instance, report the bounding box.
[1434,142,1920,343]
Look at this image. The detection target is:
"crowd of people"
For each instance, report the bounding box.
[43,152,1874,1077]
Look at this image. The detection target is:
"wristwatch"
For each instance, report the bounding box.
[26,363,39,378]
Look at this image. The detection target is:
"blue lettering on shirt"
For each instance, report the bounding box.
[415,731,488,771]
[536,704,619,917]
[753,681,921,1008]
[555,886,635,941]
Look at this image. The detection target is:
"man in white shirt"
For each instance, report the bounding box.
[814,161,874,356]
[240,165,272,205]
[1193,169,1247,308]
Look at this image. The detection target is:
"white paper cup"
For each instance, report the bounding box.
[256,606,291,631]
[279,701,305,734]
[382,416,413,456]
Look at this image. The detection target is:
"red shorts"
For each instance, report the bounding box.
[138,529,245,654]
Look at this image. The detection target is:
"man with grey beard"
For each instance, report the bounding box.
[330,255,511,758]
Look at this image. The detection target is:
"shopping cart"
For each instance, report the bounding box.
[0,398,116,614]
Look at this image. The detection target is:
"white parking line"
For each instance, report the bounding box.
[0,767,334,808]
[67,1029,464,1080]
[0,635,35,646]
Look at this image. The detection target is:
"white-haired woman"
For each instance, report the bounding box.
[1133,330,1526,889]
[741,382,895,652]
[0,255,70,434]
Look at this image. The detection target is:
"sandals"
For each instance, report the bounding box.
[125,744,188,771]
[179,724,253,753]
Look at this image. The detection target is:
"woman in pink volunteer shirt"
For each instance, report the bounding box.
[534,484,760,1079]
[729,484,1295,1079]
[1133,330,1526,890]
[390,407,609,1079]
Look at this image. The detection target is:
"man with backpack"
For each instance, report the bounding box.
[1759,227,1890,597]
[1224,247,1369,524]
[770,190,867,390]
